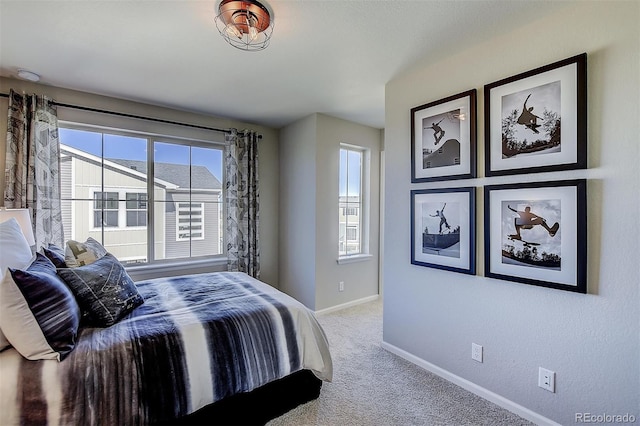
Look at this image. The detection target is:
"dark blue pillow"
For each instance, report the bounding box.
[42,243,67,268]
[0,253,81,361]
[57,253,144,327]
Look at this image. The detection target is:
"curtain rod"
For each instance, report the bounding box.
[0,92,262,138]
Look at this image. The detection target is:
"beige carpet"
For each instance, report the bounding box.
[267,300,532,426]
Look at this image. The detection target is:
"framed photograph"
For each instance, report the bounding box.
[411,187,476,275]
[484,53,587,176]
[411,89,476,182]
[484,180,586,293]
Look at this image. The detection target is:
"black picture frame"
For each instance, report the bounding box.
[411,187,476,275]
[484,180,587,293]
[484,53,587,176]
[411,89,477,182]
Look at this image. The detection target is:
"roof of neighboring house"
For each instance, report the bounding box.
[109,159,221,190]
[60,143,221,190]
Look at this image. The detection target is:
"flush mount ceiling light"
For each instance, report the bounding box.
[16,69,40,82]
[215,0,273,51]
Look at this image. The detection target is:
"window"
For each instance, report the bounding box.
[342,207,358,216]
[93,192,118,227]
[176,202,204,241]
[126,193,147,227]
[339,145,368,257]
[59,125,224,266]
[346,226,358,241]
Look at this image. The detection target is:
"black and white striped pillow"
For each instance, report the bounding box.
[0,253,81,361]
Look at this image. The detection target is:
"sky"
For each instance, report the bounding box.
[339,148,362,197]
[59,127,223,181]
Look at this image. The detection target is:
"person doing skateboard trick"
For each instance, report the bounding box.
[425,118,445,145]
[507,205,559,241]
[430,203,451,234]
[516,94,542,134]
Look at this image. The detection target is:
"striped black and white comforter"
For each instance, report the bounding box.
[0,272,333,425]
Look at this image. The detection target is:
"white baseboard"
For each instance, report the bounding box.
[380,341,561,426]
[315,294,379,315]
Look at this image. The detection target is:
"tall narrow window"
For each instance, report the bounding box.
[339,146,365,257]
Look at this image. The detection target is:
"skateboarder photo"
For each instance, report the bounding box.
[507,204,559,240]
[425,118,445,145]
[430,203,451,234]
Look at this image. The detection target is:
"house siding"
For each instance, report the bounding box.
[163,190,221,259]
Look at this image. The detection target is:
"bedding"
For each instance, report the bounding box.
[0,271,333,425]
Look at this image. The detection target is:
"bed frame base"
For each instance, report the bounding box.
[168,369,322,425]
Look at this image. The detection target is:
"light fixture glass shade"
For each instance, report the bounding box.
[215,0,274,51]
[0,208,36,246]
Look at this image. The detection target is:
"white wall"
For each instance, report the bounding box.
[279,113,381,310]
[278,114,318,307]
[383,2,639,424]
[0,77,281,287]
[315,114,381,310]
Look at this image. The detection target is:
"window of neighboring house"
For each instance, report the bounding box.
[58,125,224,266]
[342,207,358,216]
[176,202,204,241]
[339,145,369,258]
[126,193,147,227]
[93,192,119,227]
[346,226,358,241]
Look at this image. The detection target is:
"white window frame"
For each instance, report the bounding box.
[338,143,372,263]
[125,192,148,227]
[92,190,119,228]
[58,117,227,277]
[89,189,147,231]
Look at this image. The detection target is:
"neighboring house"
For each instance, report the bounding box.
[60,144,222,264]
[338,195,360,255]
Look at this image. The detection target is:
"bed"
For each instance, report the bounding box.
[0,270,333,425]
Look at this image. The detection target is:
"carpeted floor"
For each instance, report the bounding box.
[267,299,533,426]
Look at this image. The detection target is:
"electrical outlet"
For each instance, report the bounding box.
[471,343,483,363]
[538,367,555,393]
[339,281,344,292]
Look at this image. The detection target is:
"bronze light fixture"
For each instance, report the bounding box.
[215,0,273,51]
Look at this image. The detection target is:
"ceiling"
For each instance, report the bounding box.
[0,1,568,130]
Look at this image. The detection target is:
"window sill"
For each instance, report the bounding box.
[337,254,373,265]
[126,257,227,281]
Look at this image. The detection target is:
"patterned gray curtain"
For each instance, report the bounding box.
[225,129,260,278]
[4,89,64,248]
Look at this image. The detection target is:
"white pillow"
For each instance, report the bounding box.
[0,217,34,351]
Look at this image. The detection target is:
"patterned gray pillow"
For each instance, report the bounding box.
[64,237,107,268]
[57,253,144,327]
